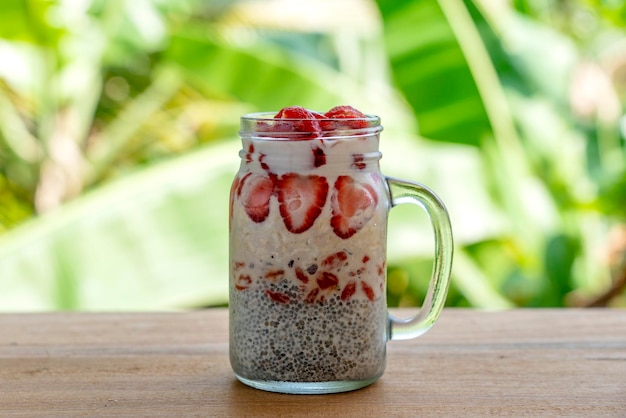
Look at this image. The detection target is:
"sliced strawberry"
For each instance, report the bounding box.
[305,287,319,304]
[295,267,309,283]
[277,173,329,233]
[323,105,369,130]
[330,176,378,239]
[264,269,285,280]
[265,289,290,304]
[229,176,241,227]
[273,106,324,139]
[259,153,270,171]
[235,274,252,291]
[361,281,376,301]
[321,251,348,269]
[352,154,366,170]
[238,172,275,223]
[341,281,357,301]
[378,263,385,277]
[311,110,328,119]
[325,105,367,119]
[275,106,312,119]
[317,272,339,290]
[245,144,254,163]
[312,147,326,168]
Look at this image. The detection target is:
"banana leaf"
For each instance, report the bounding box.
[375,0,492,145]
[0,141,238,311]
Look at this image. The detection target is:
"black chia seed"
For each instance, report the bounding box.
[230,281,387,383]
[306,264,318,275]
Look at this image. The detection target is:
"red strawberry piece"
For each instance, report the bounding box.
[295,267,309,283]
[352,154,366,170]
[325,105,367,119]
[361,281,375,301]
[323,105,369,130]
[259,154,270,171]
[245,144,254,163]
[264,269,285,280]
[312,147,326,168]
[321,251,348,269]
[229,176,241,226]
[305,287,319,304]
[238,173,275,223]
[378,262,386,276]
[265,290,290,304]
[273,106,324,139]
[235,274,252,291]
[277,173,329,233]
[341,281,357,301]
[317,272,339,290]
[330,176,378,239]
[311,110,328,119]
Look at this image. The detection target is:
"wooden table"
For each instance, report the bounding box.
[1,309,624,417]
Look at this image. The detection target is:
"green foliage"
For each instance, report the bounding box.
[377,0,626,308]
[0,144,235,310]
[376,0,492,145]
[0,0,624,310]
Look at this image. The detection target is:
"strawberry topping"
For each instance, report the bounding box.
[273,106,324,139]
[256,105,371,138]
[330,176,378,239]
[323,105,369,130]
[277,173,329,233]
[238,173,275,223]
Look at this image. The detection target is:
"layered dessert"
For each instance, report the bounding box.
[229,106,389,388]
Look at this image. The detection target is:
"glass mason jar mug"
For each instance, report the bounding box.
[229,109,453,394]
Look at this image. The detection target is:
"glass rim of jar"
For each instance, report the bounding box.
[240,112,382,139]
[241,111,380,122]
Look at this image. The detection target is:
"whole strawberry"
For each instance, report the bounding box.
[273,106,325,139]
[323,105,369,130]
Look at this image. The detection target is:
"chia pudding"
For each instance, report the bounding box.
[229,106,390,390]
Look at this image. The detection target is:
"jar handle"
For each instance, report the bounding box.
[386,177,454,340]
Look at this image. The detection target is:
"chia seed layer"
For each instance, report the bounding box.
[230,280,388,382]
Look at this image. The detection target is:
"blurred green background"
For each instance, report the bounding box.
[1,0,625,311]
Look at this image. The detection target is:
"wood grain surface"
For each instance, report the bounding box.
[0,309,625,417]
